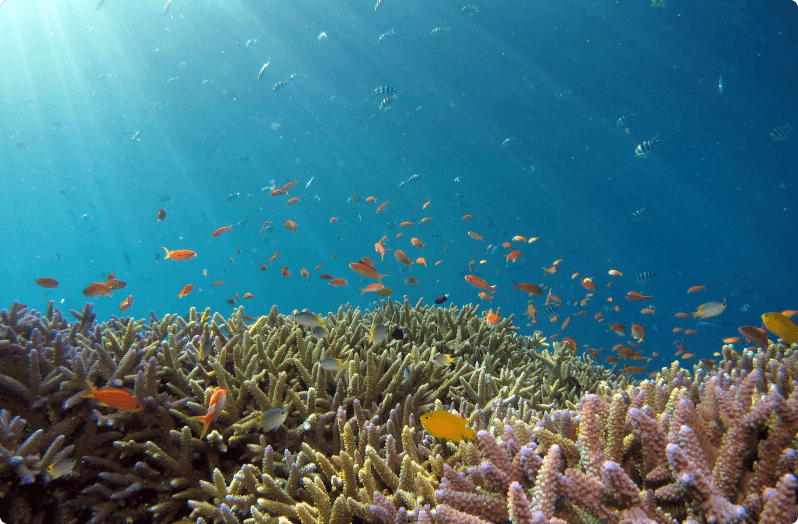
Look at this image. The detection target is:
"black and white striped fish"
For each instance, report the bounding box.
[543,304,562,318]
[770,123,793,141]
[696,318,730,328]
[379,96,397,110]
[740,304,753,312]
[635,271,659,283]
[616,111,637,126]
[634,134,661,157]
[631,207,651,221]
[374,86,401,95]
[431,27,450,34]
[730,286,752,297]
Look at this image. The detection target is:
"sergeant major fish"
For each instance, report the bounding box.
[770,123,793,141]
[634,135,661,157]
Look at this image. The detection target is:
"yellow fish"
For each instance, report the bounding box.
[432,353,455,366]
[420,411,475,442]
[762,312,798,346]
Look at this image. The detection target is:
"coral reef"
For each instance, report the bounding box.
[1,298,797,524]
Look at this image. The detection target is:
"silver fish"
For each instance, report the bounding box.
[261,408,287,432]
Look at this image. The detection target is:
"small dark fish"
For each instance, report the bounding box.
[157,208,166,221]
[89,203,97,209]
[374,86,401,95]
[238,219,248,226]
[454,192,468,199]
[391,328,406,341]
[160,195,173,202]
[225,193,240,202]
[155,251,161,261]
[58,188,66,196]
[730,286,752,297]
[55,253,60,260]
[53,121,63,128]
[123,251,131,265]
[227,298,236,305]
[237,155,250,161]
[435,293,449,305]
[15,142,25,151]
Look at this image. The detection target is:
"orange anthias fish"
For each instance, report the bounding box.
[118,295,133,314]
[36,277,59,288]
[505,250,522,263]
[467,231,483,240]
[106,274,127,291]
[608,269,622,276]
[687,285,706,293]
[738,325,769,347]
[329,278,348,287]
[420,411,475,442]
[82,382,143,412]
[625,291,651,301]
[280,179,297,193]
[366,196,377,202]
[281,266,291,277]
[162,247,197,261]
[581,278,598,291]
[513,281,543,296]
[376,200,390,213]
[410,238,425,249]
[349,261,388,283]
[83,282,113,297]
[542,265,558,276]
[300,268,309,278]
[188,388,227,438]
[631,324,646,343]
[286,197,300,205]
[464,274,497,293]
[211,225,233,237]
[177,284,194,298]
[360,283,385,294]
[485,310,500,326]
[394,250,413,269]
[284,220,298,232]
[375,235,391,261]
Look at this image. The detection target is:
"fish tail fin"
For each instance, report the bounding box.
[80,380,96,399]
[162,247,171,259]
[377,274,389,283]
[187,414,211,437]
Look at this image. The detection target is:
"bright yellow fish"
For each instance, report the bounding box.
[420,411,475,442]
[762,312,798,346]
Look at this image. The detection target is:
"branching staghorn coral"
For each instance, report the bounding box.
[2,298,798,524]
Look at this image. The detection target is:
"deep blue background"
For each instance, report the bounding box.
[2,0,796,371]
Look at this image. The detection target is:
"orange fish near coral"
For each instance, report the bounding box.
[211,225,232,237]
[177,284,194,298]
[36,277,59,288]
[360,283,385,294]
[485,310,500,326]
[162,247,197,261]
[464,275,497,293]
[83,282,113,297]
[118,295,133,314]
[420,411,475,442]
[82,382,143,412]
[188,388,227,438]
[349,261,388,283]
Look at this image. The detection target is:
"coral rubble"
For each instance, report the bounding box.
[1,299,797,524]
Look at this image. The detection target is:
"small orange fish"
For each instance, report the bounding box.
[687,285,706,293]
[36,277,59,288]
[366,196,377,202]
[394,250,413,269]
[502,242,513,248]
[608,269,622,276]
[581,278,598,291]
[269,250,279,263]
[478,292,493,301]
[467,231,483,240]
[512,235,526,242]
[281,266,291,277]
[270,189,284,196]
[360,283,385,294]
[542,265,558,276]
[162,247,197,261]
[118,295,133,313]
[640,308,656,315]
[284,220,298,232]
[485,310,500,326]
[631,324,645,342]
[423,200,430,209]
[330,217,338,224]
[244,293,254,299]
[673,327,682,332]
[259,264,267,271]
[280,179,298,192]
[410,238,425,249]
[82,382,143,412]
[228,257,234,263]
[400,221,415,227]
[513,281,543,296]
[621,364,649,374]
[212,225,233,237]
[329,278,347,287]
[416,257,427,266]
[505,250,523,263]
[300,268,309,278]
[260,220,272,235]
[350,261,388,282]
[722,337,741,343]
[375,235,391,261]
[434,260,443,266]
[376,200,390,213]
[675,312,691,319]
[177,284,194,298]
[83,282,113,297]
[188,388,226,438]
[212,281,226,286]
[464,274,496,293]
[315,263,325,271]
[604,356,620,364]
[684,329,697,335]
[561,316,571,330]
[625,291,651,301]
[571,272,580,279]
[682,353,695,359]
[527,237,539,243]
[157,208,166,221]
[286,197,300,205]
[420,217,432,222]
[462,214,472,220]
[396,232,403,239]
[608,323,626,335]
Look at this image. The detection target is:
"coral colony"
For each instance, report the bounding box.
[2,298,798,524]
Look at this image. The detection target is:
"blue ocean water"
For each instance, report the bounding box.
[1,0,796,372]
